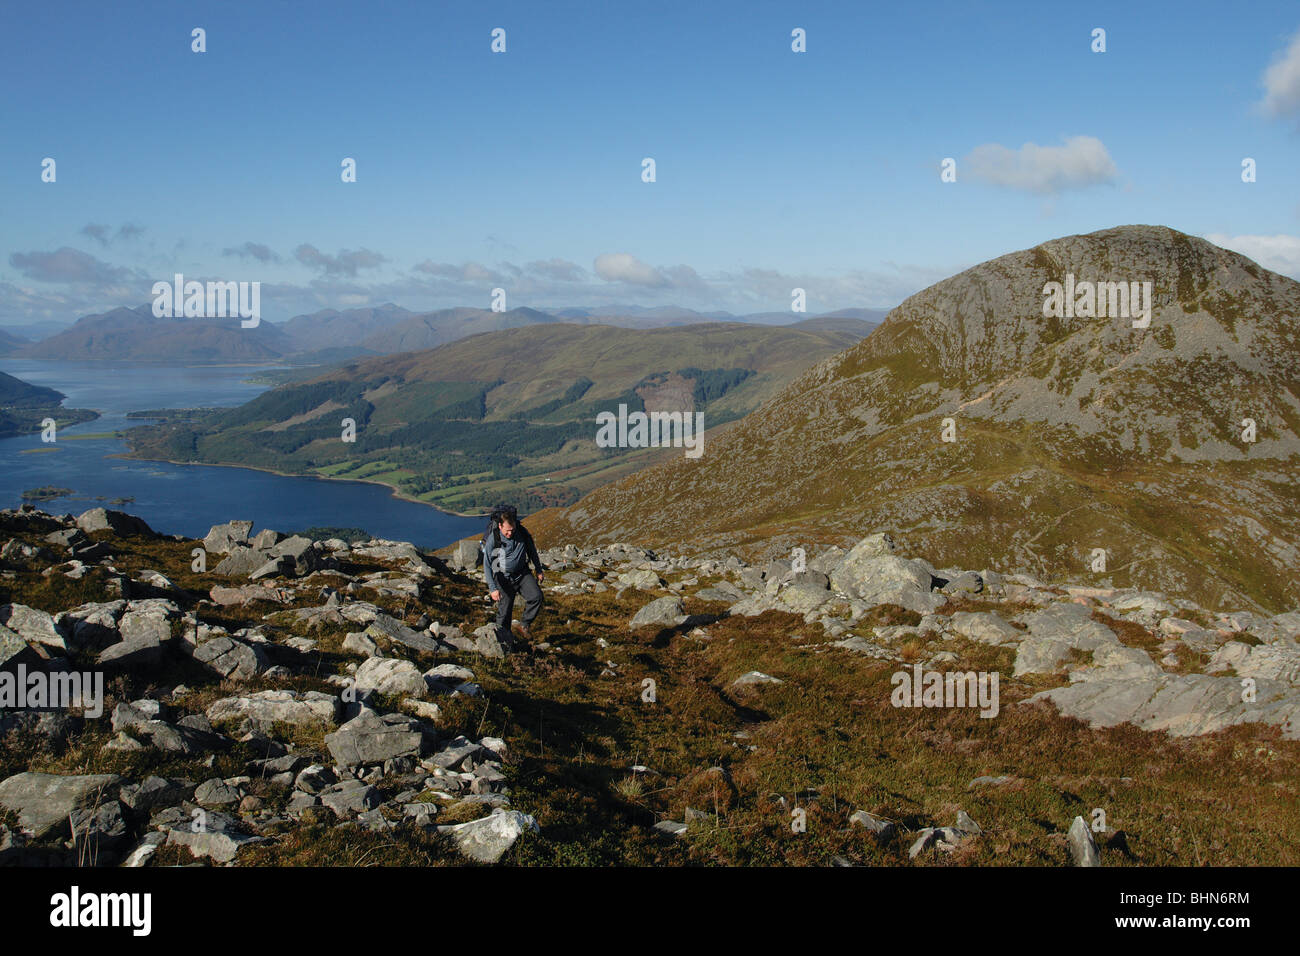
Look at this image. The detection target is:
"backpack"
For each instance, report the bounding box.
[474,506,521,569]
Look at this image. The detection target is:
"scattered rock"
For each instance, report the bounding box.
[438,807,538,863]
[325,710,430,767]
[0,772,124,839]
[628,596,687,629]
[1068,815,1101,867]
[76,508,154,537]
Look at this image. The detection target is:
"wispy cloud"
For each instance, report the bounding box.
[526,258,585,281]
[9,247,140,284]
[293,244,387,276]
[964,136,1118,194]
[222,241,282,263]
[412,260,504,282]
[593,252,673,287]
[1260,29,1300,120]
[80,222,145,247]
[1204,232,1300,280]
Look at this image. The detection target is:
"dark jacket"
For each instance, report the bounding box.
[483,524,543,591]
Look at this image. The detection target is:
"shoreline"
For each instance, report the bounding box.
[113,451,489,520]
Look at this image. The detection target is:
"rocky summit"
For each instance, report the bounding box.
[1,503,1297,866]
[532,226,1300,615]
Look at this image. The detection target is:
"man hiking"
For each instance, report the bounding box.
[482,504,545,646]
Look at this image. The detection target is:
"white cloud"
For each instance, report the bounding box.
[412,260,502,282]
[1204,232,1300,279]
[965,136,1118,194]
[526,258,585,281]
[593,252,670,287]
[294,245,387,277]
[1261,29,1300,119]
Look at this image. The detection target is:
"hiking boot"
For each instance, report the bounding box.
[512,620,530,640]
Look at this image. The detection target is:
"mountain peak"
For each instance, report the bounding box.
[532,225,1300,613]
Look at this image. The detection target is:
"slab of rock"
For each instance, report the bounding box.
[1111,592,1177,626]
[120,776,192,813]
[111,699,167,734]
[0,604,66,649]
[949,611,1021,646]
[1207,641,1300,686]
[654,819,688,837]
[326,710,430,767]
[1069,643,1161,682]
[365,613,442,655]
[121,832,167,867]
[940,571,984,595]
[849,810,897,842]
[190,636,270,680]
[203,521,254,554]
[341,631,379,657]
[438,807,538,863]
[628,596,687,629]
[448,538,480,571]
[468,624,516,658]
[209,585,289,607]
[351,539,433,574]
[0,625,41,669]
[194,778,241,806]
[618,568,663,590]
[214,547,269,577]
[1030,673,1300,739]
[832,635,892,658]
[426,663,476,683]
[76,508,154,537]
[69,800,131,857]
[1013,603,1119,676]
[294,764,337,794]
[134,719,230,755]
[355,657,427,699]
[427,735,483,770]
[318,780,381,818]
[167,818,265,863]
[732,671,784,686]
[779,580,833,613]
[830,553,943,615]
[206,690,339,729]
[0,772,125,839]
[1068,815,1100,866]
[808,546,848,575]
[53,600,126,652]
[96,602,179,668]
[728,593,783,617]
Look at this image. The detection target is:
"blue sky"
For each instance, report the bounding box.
[3,0,1299,326]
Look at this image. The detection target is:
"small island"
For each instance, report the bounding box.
[20,486,74,502]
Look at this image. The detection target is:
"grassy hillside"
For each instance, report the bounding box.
[530,227,1300,614]
[0,510,1294,868]
[123,322,859,514]
[0,370,98,437]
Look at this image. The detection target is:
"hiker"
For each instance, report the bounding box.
[480,504,545,644]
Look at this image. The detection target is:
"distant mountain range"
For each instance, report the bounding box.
[531,226,1300,614]
[124,321,865,513]
[8,302,884,364]
[0,329,29,356]
[20,305,293,362]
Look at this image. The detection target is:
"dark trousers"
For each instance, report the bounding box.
[495,572,543,632]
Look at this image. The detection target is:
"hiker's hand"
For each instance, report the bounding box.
[490,589,500,602]
[536,571,544,584]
